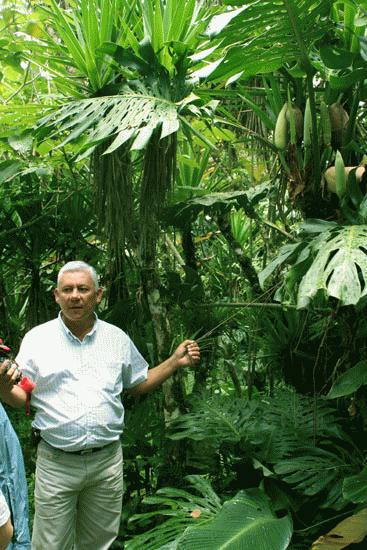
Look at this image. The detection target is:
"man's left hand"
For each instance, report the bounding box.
[172,340,200,368]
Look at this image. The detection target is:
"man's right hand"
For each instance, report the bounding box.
[0,360,21,391]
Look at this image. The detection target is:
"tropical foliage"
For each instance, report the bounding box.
[1,0,367,548]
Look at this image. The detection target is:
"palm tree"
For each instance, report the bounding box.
[26,0,220,356]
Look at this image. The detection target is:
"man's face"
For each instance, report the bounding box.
[54,270,103,324]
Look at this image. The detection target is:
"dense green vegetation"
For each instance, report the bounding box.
[1,0,367,548]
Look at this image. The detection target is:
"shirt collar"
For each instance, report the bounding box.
[58,312,98,342]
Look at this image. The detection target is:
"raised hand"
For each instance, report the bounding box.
[172,339,201,368]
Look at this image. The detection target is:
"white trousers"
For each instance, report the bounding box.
[32,440,123,550]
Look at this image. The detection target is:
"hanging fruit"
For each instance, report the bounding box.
[328,103,349,150]
[274,103,288,150]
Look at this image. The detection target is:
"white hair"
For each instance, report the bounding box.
[57,261,99,290]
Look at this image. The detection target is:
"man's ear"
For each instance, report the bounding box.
[96,287,103,304]
[54,288,60,304]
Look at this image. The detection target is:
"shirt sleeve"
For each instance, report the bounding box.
[15,331,38,382]
[0,489,10,527]
[121,337,148,389]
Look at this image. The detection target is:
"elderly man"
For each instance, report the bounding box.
[0,260,200,550]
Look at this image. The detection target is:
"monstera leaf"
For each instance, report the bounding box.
[261,224,367,308]
[38,92,181,157]
[297,225,367,308]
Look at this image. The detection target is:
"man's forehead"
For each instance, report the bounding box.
[58,270,94,286]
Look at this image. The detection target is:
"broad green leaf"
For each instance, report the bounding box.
[274,450,349,496]
[38,93,181,154]
[327,361,367,399]
[299,219,339,234]
[0,160,23,183]
[297,225,367,307]
[125,475,221,550]
[259,242,304,288]
[177,489,292,550]
[311,508,367,549]
[343,467,367,504]
[329,69,367,90]
[319,45,355,69]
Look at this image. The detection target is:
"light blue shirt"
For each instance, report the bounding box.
[16,314,148,451]
[0,404,31,549]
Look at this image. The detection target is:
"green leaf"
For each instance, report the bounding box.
[319,45,355,69]
[0,160,23,184]
[198,0,334,83]
[327,361,367,399]
[8,133,33,155]
[329,69,367,90]
[177,489,292,550]
[38,93,180,154]
[259,242,304,289]
[297,225,367,307]
[360,36,367,62]
[274,449,349,496]
[343,466,367,504]
[125,475,221,550]
[299,219,339,234]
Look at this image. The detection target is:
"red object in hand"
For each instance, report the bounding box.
[0,337,35,394]
[18,377,36,393]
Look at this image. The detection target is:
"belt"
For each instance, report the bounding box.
[41,438,115,455]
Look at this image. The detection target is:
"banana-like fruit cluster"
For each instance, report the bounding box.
[324,163,365,196]
[274,103,303,150]
[274,101,349,151]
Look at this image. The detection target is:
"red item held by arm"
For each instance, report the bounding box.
[18,376,36,394]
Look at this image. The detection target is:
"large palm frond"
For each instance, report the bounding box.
[194,0,334,83]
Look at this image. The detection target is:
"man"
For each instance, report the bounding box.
[0,261,200,550]
[0,403,31,550]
